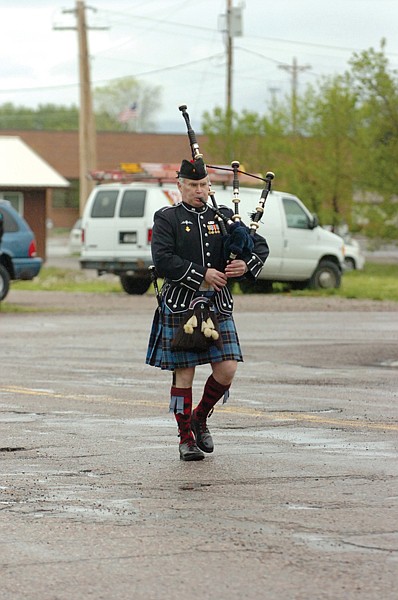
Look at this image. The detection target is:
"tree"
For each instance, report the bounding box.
[290,76,358,227]
[202,87,357,227]
[347,41,398,239]
[201,43,398,240]
[93,76,162,132]
[202,107,288,184]
[0,103,79,130]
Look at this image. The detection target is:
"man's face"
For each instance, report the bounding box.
[177,177,210,209]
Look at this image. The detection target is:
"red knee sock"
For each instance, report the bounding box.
[194,375,231,420]
[170,386,193,444]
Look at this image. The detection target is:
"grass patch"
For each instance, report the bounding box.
[278,262,398,302]
[339,262,398,302]
[233,262,398,302]
[0,303,43,313]
[12,267,122,294]
[6,262,398,303]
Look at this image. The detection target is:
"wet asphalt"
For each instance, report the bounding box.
[0,242,397,600]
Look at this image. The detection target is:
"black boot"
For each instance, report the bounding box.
[191,409,214,453]
[179,438,205,461]
[192,375,231,453]
[170,386,204,461]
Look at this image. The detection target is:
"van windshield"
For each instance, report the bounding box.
[282,198,309,229]
[119,190,146,217]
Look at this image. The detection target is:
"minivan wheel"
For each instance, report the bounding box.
[0,264,11,300]
[309,260,341,290]
[120,275,151,295]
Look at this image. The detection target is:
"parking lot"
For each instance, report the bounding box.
[1,287,397,599]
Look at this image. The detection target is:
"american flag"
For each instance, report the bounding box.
[118,102,138,123]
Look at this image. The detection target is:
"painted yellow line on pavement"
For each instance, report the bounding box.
[1,385,398,432]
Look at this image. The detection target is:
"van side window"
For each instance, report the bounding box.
[91,191,119,218]
[119,190,146,218]
[282,198,309,229]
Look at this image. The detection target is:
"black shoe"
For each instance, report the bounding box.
[191,411,214,453]
[179,439,205,461]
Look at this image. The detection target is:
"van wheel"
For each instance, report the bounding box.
[120,276,151,295]
[0,264,11,301]
[309,260,341,289]
[239,279,273,294]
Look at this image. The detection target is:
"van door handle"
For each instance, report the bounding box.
[284,239,288,248]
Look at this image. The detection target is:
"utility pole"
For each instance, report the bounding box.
[219,1,243,159]
[54,1,107,214]
[278,57,311,134]
[226,0,233,115]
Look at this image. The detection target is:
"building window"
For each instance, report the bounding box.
[0,191,24,214]
[52,179,79,209]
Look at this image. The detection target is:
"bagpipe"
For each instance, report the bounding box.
[178,104,275,262]
[149,105,275,354]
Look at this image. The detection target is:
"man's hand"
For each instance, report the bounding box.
[224,259,248,279]
[204,268,228,291]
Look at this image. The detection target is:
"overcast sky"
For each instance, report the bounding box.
[1,0,397,132]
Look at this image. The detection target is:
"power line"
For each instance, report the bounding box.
[92,7,398,58]
[0,53,225,96]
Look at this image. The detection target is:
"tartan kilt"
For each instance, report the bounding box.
[146,303,243,371]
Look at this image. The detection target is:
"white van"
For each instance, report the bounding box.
[80,181,345,294]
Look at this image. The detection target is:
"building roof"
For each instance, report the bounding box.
[0,130,210,180]
[0,136,69,187]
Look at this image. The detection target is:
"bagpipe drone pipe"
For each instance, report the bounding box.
[178,104,275,263]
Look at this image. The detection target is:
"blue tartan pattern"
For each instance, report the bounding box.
[146,302,243,371]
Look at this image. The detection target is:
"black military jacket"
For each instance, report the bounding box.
[151,201,269,314]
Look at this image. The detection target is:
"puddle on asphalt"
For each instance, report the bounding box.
[378,359,398,367]
[220,428,397,457]
[293,531,398,554]
[288,504,324,510]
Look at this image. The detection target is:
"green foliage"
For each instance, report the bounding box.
[94,76,162,132]
[202,41,398,241]
[0,102,79,130]
[0,77,162,132]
